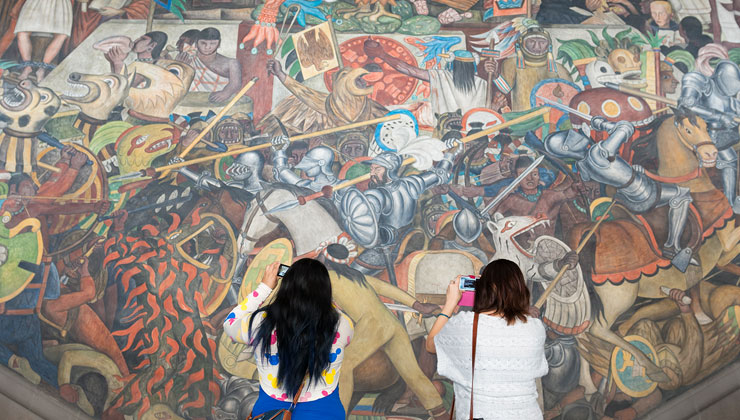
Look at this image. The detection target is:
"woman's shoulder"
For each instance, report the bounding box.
[336,308,354,329]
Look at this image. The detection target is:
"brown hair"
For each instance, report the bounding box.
[473,259,530,325]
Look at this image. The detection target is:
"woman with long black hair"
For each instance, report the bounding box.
[223,259,353,419]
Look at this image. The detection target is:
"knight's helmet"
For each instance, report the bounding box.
[544,129,592,160]
[366,152,403,180]
[294,146,335,177]
[453,207,483,244]
[712,60,740,97]
[226,151,264,189]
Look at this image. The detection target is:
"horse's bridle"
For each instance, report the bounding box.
[674,119,714,168]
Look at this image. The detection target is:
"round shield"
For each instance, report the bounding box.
[530,78,581,130]
[610,335,659,398]
[532,236,591,332]
[237,238,294,303]
[461,108,505,140]
[0,217,43,303]
[371,110,419,157]
[174,212,236,315]
[340,187,379,248]
[220,238,294,379]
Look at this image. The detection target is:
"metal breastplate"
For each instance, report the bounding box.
[380,182,419,229]
[701,91,733,128]
[578,144,656,210]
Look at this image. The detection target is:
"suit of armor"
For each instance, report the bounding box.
[679,60,740,213]
[340,145,459,276]
[177,151,266,194]
[545,117,696,271]
[272,140,340,191]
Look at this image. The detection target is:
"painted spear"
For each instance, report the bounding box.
[265,106,551,214]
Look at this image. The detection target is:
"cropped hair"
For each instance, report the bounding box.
[248,258,339,398]
[473,259,530,325]
[144,31,168,59]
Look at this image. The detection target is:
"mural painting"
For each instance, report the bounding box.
[2,0,740,419]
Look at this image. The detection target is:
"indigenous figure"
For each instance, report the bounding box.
[259,59,387,136]
[491,26,572,112]
[660,61,680,96]
[13,0,73,80]
[364,39,493,120]
[176,27,243,103]
[104,31,168,74]
[0,80,61,174]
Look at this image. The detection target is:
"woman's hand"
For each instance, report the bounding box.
[443,276,463,313]
[261,261,281,289]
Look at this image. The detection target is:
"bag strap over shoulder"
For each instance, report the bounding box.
[448,313,482,420]
[470,312,479,420]
[288,380,306,410]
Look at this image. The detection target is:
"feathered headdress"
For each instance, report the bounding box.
[470,18,541,61]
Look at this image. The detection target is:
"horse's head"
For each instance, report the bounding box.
[674,109,718,167]
[486,212,550,260]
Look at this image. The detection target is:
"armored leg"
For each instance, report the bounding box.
[658,184,696,272]
[717,148,740,213]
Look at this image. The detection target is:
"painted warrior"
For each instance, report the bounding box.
[678,60,740,213]
[544,116,696,272]
[271,138,340,192]
[338,139,461,275]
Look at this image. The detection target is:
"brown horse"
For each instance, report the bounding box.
[569,112,740,383]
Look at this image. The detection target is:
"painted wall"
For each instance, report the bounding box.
[1,0,740,419]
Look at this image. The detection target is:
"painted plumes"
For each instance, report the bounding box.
[469,17,540,59]
[391,125,446,170]
[104,211,222,419]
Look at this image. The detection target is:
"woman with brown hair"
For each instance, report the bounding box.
[426,259,548,419]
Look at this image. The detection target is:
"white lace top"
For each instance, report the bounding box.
[223,283,354,402]
[435,312,548,420]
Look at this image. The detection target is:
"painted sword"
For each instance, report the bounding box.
[536,95,594,122]
[478,155,545,218]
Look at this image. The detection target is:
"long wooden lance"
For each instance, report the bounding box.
[159,76,259,177]
[265,106,551,214]
[603,82,740,123]
[0,195,116,203]
[534,200,616,309]
[138,114,403,175]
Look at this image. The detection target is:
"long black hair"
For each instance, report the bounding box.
[248,258,339,397]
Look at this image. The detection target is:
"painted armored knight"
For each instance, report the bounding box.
[544,117,696,272]
[271,136,340,191]
[678,60,740,213]
[174,151,266,194]
[339,139,461,277]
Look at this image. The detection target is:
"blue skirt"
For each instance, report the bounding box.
[252,387,345,419]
